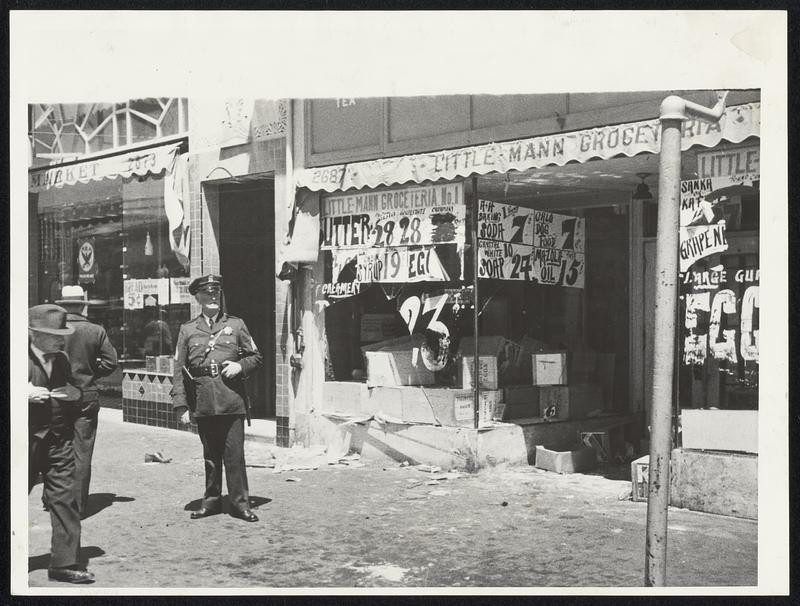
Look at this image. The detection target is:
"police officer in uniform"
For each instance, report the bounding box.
[171,275,263,522]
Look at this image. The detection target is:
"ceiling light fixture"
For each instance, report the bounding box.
[632,172,654,202]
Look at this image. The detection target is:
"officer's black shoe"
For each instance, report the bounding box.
[48,567,95,584]
[190,507,220,519]
[232,509,259,522]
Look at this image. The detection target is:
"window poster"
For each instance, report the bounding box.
[476,200,585,288]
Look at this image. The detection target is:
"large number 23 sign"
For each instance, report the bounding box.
[399,294,451,371]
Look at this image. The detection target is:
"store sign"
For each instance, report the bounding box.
[679,161,759,272]
[320,183,465,249]
[681,265,759,368]
[696,145,760,180]
[331,245,453,285]
[476,201,585,288]
[77,237,97,284]
[478,240,585,287]
[124,278,169,310]
[29,144,180,193]
[297,103,760,192]
[170,277,192,304]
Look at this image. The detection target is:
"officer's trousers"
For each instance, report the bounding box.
[196,415,249,513]
[29,433,82,569]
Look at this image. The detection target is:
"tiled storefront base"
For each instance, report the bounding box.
[122,370,198,434]
[276,416,290,446]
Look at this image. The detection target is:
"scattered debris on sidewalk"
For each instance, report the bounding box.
[144,452,172,463]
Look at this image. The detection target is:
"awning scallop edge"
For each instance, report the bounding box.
[296,102,760,193]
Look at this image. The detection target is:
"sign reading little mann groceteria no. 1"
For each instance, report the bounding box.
[320,182,465,249]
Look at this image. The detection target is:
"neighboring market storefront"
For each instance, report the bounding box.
[28,100,191,407]
[282,91,760,501]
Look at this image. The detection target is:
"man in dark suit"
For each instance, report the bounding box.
[55,286,119,517]
[28,304,94,584]
[171,274,263,522]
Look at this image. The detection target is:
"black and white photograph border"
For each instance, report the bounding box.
[9,9,789,596]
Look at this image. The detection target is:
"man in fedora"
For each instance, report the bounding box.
[171,274,263,522]
[55,285,118,517]
[28,304,94,584]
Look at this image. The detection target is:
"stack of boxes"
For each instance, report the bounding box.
[357,332,612,428]
[502,347,613,422]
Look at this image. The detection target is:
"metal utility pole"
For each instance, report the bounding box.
[644,92,728,587]
[472,175,481,430]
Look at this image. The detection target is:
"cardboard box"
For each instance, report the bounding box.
[454,390,504,427]
[321,381,369,414]
[155,355,174,375]
[538,383,604,420]
[365,385,404,419]
[631,455,650,502]
[362,335,437,388]
[531,352,568,385]
[372,386,503,427]
[458,335,520,386]
[535,445,597,474]
[595,354,616,408]
[364,351,435,387]
[680,409,758,454]
[568,351,597,383]
[503,385,539,406]
[502,402,539,421]
[461,355,499,390]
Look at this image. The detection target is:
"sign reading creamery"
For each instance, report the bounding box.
[320,183,465,249]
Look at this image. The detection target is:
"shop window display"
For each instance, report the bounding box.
[35,173,191,388]
[320,178,630,428]
[677,143,760,412]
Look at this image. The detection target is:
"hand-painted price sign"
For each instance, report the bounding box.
[321,183,465,249]
[477,240,585,288]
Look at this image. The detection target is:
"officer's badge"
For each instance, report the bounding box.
[223,326,233,335]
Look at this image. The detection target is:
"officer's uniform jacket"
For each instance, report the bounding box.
[28,347,82,439]
[171,313,263,417]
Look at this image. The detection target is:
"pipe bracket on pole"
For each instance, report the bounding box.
[659,91,729,122]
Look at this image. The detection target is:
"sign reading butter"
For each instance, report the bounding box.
[321,183,465,249]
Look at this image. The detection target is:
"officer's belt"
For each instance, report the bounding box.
[188,365,220,378]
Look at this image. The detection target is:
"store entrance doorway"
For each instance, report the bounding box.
[219,179,275,418]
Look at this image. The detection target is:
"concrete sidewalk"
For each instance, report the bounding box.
[23,408,758,590]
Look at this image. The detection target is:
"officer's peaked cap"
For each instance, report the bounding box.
[189,274,223,295]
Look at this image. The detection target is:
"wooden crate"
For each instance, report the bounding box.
[631,455,650,502]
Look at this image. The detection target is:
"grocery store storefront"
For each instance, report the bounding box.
[283,93,760,485]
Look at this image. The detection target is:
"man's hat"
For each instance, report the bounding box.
[29,304,75,335]
[56,285,104,307]
[188,274,223,296]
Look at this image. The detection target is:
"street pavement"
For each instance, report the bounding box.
[25,408,758,590]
